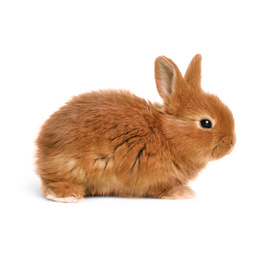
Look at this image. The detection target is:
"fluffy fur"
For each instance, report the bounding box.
[35,54,236,202]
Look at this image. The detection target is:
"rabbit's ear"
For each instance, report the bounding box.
[154,56,184,103]
[184,54,202,91]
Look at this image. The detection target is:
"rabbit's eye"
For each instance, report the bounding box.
[200,119,212,129]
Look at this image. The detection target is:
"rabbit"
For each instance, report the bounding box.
[35,54,236,203]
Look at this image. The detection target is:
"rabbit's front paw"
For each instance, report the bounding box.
[46,193,85,203]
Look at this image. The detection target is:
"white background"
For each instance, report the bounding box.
[1,1,259,259]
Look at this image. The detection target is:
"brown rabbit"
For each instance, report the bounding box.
[35,54,236,203]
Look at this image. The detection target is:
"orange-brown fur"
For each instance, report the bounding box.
[35,54,236,202]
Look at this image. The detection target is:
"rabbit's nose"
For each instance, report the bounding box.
[226,141,235,155]
[230,138,236,148]
[231,131,236,146]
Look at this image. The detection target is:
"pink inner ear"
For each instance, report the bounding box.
[160,64,175,97]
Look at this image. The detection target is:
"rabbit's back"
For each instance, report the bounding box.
[37,90,159,152]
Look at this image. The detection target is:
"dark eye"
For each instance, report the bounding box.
[200,119,212,129]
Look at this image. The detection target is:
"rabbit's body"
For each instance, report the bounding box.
[36,90,199,200]
[36,55,236,202]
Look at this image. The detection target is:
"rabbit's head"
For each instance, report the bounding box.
[155,55,236,164]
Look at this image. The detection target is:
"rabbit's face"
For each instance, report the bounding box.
[200,93,236,160]
[170,89,236,162]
